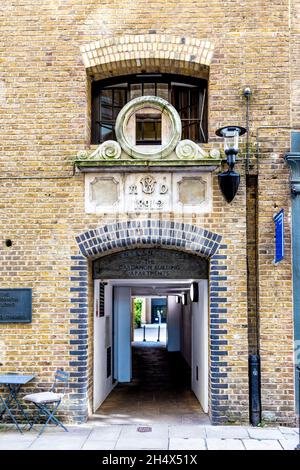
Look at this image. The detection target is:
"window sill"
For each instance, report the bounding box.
[75,158,222,173]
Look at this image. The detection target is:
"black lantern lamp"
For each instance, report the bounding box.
[216,125,247,203]
[190,282,199,303]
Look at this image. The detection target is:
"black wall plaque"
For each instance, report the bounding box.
[0,288,32,323]
[93,248,208,279]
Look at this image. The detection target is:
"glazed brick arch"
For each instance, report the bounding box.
[75,220,222,259]
[71,219,229,424]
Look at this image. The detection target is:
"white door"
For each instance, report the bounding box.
[93,280,114,412]
[113,286,132,382]
[191,280,209,413]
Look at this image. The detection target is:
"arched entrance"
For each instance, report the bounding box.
[70,219,229,425]
[92,248,209,424]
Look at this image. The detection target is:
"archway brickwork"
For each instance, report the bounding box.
[75,220,222,259]
[70,220,228,424]
[81,34,214,79]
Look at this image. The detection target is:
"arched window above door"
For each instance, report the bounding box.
[91,74,208,145]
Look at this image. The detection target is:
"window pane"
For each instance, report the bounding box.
[100,123,114,142]
[130,83,142,100]
[172,86,189,119]
[156,83,169,100]
[136,113,161,145]
[143,83,155,96]
[144,121,156,140]
[136,121,143,142]
[100,90,113,120]
[113,89,126,107]
[188,121,199,141]
[92,76,207,144]
[190,88,199,119]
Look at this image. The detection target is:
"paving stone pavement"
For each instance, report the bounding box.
[0,424,298,450]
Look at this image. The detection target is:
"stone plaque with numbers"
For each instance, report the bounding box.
[85,172,211,214]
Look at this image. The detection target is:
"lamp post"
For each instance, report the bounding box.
[216,125,247,203]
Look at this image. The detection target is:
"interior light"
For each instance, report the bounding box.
[190,282,199,302]
[182,293,188,305]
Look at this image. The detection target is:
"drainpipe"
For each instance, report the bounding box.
[243,88,262,425]
[243,87,251,173]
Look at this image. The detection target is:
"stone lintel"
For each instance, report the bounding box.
[75,160,221,173]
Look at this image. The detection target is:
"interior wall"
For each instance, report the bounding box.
[93,281,113,411]
[181,303,192,366]
[191,280,209,413]
[167,296,181,351]
[114,286,132,382]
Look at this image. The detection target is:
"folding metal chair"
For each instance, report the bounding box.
[23,369,69,436]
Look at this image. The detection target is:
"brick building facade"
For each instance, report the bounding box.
[0,1,299,426]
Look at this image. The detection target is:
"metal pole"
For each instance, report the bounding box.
[249,354,261,426]
[243,87,251,173]
[143,325,146,342]
[157,325,160,342]
[296,366,300,450]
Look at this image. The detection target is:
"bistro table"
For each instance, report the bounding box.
[0,374,35,433]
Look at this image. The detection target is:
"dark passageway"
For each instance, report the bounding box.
[93,344,209,425]
[132,344,190,392]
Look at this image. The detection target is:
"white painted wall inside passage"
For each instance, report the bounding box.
[191,280,209,413]
[93,281,114,412]
[181,303,192,365]
[113,286,132,382]
[167,296,181,351]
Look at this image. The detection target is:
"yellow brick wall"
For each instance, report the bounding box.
[0,0,297,424]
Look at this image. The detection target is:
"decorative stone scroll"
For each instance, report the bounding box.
[175,139,208,159]
[77,141,121,161]
[91,140,121,160]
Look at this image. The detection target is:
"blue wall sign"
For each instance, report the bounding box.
[273,209,284,263]
[0,288,32,323]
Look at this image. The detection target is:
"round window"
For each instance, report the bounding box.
[115,96,182,159]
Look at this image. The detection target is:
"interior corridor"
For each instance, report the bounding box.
[92,344,210,425]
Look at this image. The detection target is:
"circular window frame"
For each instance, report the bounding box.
[115,95,182,159]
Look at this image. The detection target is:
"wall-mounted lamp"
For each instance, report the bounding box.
[175,295,181,304]
[190,282,199,302]
[182,293,188,305]
[216,125,247,203]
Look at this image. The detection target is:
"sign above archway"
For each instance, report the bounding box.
[93,248,208,279]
